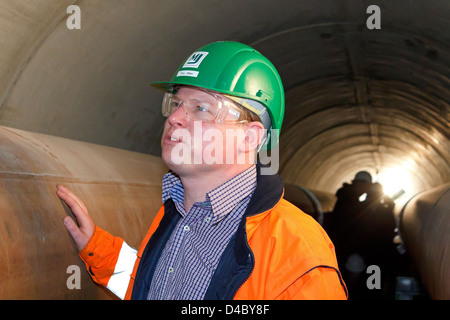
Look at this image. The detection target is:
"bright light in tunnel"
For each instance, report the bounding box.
[375,165,415,200]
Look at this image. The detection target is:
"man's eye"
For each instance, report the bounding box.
[196,105,209,112]
[193,103,214,113]
[171,101,180,109]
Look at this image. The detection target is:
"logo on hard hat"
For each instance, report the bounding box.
[183,51,209,68]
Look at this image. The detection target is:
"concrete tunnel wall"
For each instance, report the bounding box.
[0,0,448,196]
[0,0,448,299]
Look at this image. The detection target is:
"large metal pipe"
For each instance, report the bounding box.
[399,183,450,300]
[0,126,168,299]
[283,183,336,225]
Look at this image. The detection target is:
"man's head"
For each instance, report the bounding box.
[159,85,265,175]
[152,41,284,174]
[152,41,284,146]
[353,171,373,183]
[352,171,373,194]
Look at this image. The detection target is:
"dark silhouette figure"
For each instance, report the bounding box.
[325,171,397,299]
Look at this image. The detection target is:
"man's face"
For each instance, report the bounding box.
[160,87,261,175]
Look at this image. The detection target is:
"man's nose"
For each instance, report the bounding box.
[168,104,188,126]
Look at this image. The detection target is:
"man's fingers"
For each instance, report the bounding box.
[57,185,89,214]
[56,185,93,230]
[56,185,90,225]
[63,216,89,251]
[57,185,95,251]
[63,216,82,239]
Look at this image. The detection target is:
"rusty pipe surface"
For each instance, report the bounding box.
[399,183,450,300]
[0,126,168,299]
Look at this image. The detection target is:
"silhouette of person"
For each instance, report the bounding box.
[326,172,398,299]
[328,171,372,233]
[356,182,397,298]
[325,171,373,298]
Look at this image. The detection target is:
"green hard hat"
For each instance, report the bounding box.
[151,41,285,149]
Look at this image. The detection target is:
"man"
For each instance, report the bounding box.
[327,171,374,260]
[57,41,347,300]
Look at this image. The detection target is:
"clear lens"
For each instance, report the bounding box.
[161,93,174,117]
[162,89,248,123]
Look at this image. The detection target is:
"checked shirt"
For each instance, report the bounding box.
[147,165,257,300]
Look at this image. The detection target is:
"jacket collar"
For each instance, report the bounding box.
[244,162,284,217]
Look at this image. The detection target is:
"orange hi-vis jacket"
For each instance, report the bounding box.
[79,167,348,300]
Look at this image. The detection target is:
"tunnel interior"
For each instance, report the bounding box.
[1,0,448,198]
[0,0,448,299]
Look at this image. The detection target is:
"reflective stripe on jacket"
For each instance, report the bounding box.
[79,167,347,300]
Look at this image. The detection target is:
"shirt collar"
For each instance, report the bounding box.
[206,166,256,223]
[161,165,257,222]
[162,171,183,204]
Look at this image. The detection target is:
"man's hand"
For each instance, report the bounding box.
[57,185,95,251]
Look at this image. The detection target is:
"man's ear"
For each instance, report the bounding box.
[238,121,265,153]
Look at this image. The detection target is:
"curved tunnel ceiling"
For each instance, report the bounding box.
[0,0,448,198]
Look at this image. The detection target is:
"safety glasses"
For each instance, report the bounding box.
[161,87,252,123]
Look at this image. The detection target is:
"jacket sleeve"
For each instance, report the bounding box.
[275,266,348,300]
[236,198,348,300]
[79,226,138,300]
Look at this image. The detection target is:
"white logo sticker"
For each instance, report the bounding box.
[182,51,209,69]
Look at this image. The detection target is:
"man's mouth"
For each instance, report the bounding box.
[168,133,182,142]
